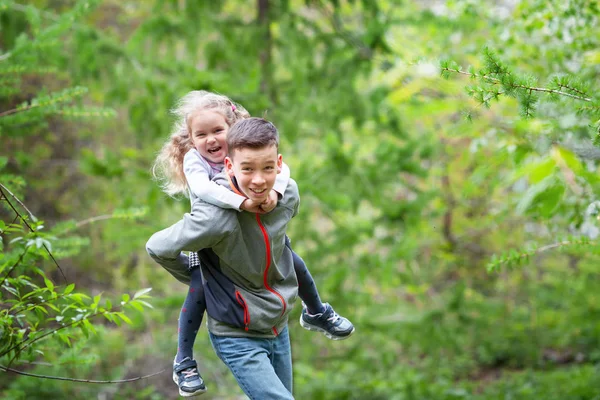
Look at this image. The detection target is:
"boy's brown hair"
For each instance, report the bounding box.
[227,118,279,157]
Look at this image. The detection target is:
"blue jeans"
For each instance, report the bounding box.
[209,327,294,399]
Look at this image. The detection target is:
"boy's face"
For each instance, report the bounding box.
[225,144,282,203]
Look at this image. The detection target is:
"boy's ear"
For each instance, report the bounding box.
[224,157,235,177]
[277,154,283,174]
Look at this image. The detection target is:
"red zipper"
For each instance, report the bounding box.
[256,214,287,321]
[235,290,250,331]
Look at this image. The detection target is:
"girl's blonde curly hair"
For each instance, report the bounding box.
[152,91,250,197]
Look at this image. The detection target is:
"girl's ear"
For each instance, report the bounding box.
[277,154,283,174]
[225,157,235,176]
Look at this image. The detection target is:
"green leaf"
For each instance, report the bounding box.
[133,287,152,299]
[129,301,144,312]
[63,283,74,294]
[117,312,133,325]
[138,300,153,309]
[44,278,54,292]
[551,145,582,173]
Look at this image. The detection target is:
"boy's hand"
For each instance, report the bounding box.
[260,190,279,213]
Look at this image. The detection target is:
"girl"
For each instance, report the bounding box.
[153,91,354,397]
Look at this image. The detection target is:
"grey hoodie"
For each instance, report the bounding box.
[146,172,300,338]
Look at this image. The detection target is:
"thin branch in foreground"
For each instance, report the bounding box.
[5,309,109,365]
[0,364,166,384]
[0,184,67,283]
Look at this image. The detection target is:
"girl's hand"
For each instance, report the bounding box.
[240,198,265,213]
[260,190,279,213]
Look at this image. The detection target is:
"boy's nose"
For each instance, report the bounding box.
[252,174,266,185]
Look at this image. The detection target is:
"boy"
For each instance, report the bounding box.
[146,118,300,399]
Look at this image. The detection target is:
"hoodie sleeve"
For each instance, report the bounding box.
[272,161,291,199]
[184,150,246,211]
[146,202,235,285]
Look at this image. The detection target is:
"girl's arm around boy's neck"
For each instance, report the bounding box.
[184,149,246,211]
[272,162,291,199]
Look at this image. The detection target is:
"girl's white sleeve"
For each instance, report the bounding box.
[184,152,246,211]
[273,162,291,199]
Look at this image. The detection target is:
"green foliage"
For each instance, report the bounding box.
[0,0,152,388]
[0,186,152,376]
[2,0,600,398]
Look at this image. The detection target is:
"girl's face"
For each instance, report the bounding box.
[189,110,229,163]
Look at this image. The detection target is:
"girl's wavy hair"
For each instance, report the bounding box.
[152,90,250,197]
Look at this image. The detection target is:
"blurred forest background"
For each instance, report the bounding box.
[1,0,600,399]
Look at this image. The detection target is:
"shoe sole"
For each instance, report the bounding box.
[173,371,207,397]
[299,315,355,340]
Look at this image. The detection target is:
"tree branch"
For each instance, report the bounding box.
[0,184,67,283]
[0,364,165,384]
[442,67,593,102]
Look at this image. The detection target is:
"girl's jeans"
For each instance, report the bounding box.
[209,326,294,400]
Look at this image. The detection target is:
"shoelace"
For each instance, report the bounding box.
[327,311,341,325]
[181,367,199,379]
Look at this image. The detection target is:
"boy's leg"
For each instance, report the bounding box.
[270,327,293,393]
[209,333,294,400]
[173,259,207,396]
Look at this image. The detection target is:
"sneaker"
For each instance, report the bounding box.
[299,303,355,340]
[172,357,207,397]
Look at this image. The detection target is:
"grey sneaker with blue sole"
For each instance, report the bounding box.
[299,303,355,340]
[173,357,207,397]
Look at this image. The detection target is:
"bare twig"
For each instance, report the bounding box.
[0,183,36,220]
[0,364,165,384]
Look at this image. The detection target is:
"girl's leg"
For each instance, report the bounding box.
[176,264,206,362]
[286,236,325,314]
[173,254,207,396]
[286,237,355,340]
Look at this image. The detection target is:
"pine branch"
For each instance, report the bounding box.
[487,238,594,271]
[0,87,88,119]
[441,67,592,102]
